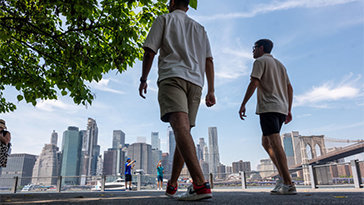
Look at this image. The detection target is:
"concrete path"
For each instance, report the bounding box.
[0,188,363,204]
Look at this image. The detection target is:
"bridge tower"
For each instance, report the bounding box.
[299,135,327,185]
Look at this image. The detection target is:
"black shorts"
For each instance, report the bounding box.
[125,174,132,182]
[259,112,286,136]
[157,175,163,182]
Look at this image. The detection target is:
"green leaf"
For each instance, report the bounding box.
[189,0,197,9]
[61,90,68,96]
[17,95,24,101]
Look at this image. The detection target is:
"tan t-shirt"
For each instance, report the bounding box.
[251,54,291,115]
[143,10,212,88]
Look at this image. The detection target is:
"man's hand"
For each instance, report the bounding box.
[239,104,247,120]
[285,111,292,124]
[139,82,147,99]
[205,92,216,107]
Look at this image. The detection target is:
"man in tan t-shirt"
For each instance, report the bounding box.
[239,39,295,195]
[139,0,215,201]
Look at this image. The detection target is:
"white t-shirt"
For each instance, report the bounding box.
[251,54,291,115]
[143,10,212,88]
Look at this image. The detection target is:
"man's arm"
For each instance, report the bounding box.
[127,160,136,166]
[205,57,216,107]
[285,83,293,124]
[139,47,156,99]
[239,77,260,120]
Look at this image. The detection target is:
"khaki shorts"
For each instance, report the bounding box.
[158,77,202,127]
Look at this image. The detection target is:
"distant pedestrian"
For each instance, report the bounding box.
[239,39,296,195]
[139,0,215,201]
[0,119,11,170]
[156,160,164,190]
[125,158,135,191]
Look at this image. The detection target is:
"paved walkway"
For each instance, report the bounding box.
[0,188,363,204]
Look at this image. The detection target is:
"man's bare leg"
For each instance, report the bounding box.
[262,135,283,178]
[267,133,292,185]
[169,112,205,185]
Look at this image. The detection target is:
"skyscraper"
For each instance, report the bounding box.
[79,129,88,184]
[198,137,208,162]
[203,146,209,166]
[200,160,209,179]
[103,147,125,176]
[161,153,170,175]
[196,144,202,161]
[168,126,175,164]
[0,154,37,187]
[96,155,103,176]
[112,130,125,149]
[208,127,220,175]
[217,164,226,179]
[151,148,162,173]
[60,126,82,185]
[103,149,118,176]
[281,131,302,167]
[51,130,58,145]
[127,143,152,174]
[80,118,99,180]
[199,138,206,149]
[32,131,61,186]
[151,132,160,150]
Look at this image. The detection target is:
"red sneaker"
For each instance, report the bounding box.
[165,181,178,198]
[176,182,212,201]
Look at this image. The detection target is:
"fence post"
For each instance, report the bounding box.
[351,160,363,188]
[56,176,62,192]
[308,165,317,189]
[12,176,18,193]
[101,175,106,191]
[137,174,141,191]
[240,171,247,189]
[209,173,214,189]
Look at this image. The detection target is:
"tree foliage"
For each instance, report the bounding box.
[189,0,197,9]
[0,0,169,113]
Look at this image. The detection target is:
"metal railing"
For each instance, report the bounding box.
[0,160,362,194]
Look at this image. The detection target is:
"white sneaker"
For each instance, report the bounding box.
[270,178,283,194]
[271,184,297,195]
[176,183,212,201]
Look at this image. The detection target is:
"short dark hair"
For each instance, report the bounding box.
[174,0,189,8]
[255,39,273,53]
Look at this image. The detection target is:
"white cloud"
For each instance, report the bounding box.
[294,74,362,107]
[196,0,359,21]
[214,48,252,81]
[306,121,364,134]
[297,113,312,118]
[36,99,80,112]
[90,78,125,95]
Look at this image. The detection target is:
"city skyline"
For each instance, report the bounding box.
[4,120,362,172]
[1,0,363,170]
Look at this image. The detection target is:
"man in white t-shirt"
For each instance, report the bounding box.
[139,0,215,201]
[239,39,296,195]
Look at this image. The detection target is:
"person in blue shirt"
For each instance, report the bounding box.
[156,160,164,190]
[125,158,135,190]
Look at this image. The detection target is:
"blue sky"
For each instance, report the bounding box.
[2,0,364,170]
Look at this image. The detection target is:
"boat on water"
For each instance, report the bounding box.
[92,178,126,191]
